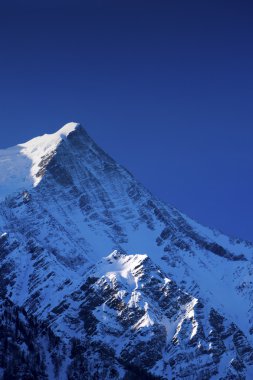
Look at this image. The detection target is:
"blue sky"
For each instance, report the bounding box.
[0,0,252,241]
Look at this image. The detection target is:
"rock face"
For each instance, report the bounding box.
[0,123,253,379]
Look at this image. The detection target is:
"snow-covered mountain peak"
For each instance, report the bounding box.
[0,122,85,201]
[54,121,82,138]
[18,121,84,152]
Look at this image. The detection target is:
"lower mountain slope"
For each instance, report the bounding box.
[0,297,64,379]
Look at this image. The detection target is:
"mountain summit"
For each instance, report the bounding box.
[0,122,253,379]
[0,122,84,200]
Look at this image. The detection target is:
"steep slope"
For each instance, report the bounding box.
[0,122,252,379]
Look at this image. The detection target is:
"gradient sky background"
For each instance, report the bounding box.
[0,0,252,241]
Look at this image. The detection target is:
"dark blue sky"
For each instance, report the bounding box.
[0,1,252,241]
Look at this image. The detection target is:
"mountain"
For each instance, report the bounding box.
[0,122,252,379]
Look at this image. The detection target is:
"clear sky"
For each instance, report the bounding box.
[0,1,252,241]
